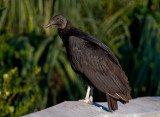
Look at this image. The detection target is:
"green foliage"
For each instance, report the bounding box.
[130,15,160,97]
[0,0,160,116]
[0,67,38,117]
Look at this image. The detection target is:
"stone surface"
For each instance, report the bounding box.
[22,97,160,117]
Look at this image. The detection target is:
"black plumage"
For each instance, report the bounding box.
[46,14,131,111]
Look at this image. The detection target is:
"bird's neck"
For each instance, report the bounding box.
[58,21,87,46]
[58,21,74,39]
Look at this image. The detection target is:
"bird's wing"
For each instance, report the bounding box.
[69,36,131,101]
[79,34,122,68]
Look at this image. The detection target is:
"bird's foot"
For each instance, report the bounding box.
[79,98,93,104]
[79,85,94,104]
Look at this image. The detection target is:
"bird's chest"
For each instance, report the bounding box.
[67,37,91,58]
[66,37,85,60]
[65,38,88,72]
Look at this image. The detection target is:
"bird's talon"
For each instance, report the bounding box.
[79,99,93,104]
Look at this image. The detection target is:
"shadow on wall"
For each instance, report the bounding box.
[93,102,111,112]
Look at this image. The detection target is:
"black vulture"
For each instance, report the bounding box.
[46,14,131,111]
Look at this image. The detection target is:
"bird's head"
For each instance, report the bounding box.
[46,14,67,29]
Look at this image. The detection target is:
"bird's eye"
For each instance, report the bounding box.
[57,18,59,20]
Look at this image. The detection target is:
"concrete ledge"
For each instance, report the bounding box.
[22,96,160,117]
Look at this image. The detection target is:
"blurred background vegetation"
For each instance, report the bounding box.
[0,0,160,116]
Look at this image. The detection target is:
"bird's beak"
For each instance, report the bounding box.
[46,21,56,28]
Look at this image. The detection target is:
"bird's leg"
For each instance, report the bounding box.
[84,85,90,100]
[79,85,90,103]
[79,85,94,104]
[89,86,94,102]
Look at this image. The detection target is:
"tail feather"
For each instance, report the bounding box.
[106,94,118,111]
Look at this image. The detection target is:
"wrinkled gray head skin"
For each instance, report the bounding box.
[46,14,67,29]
